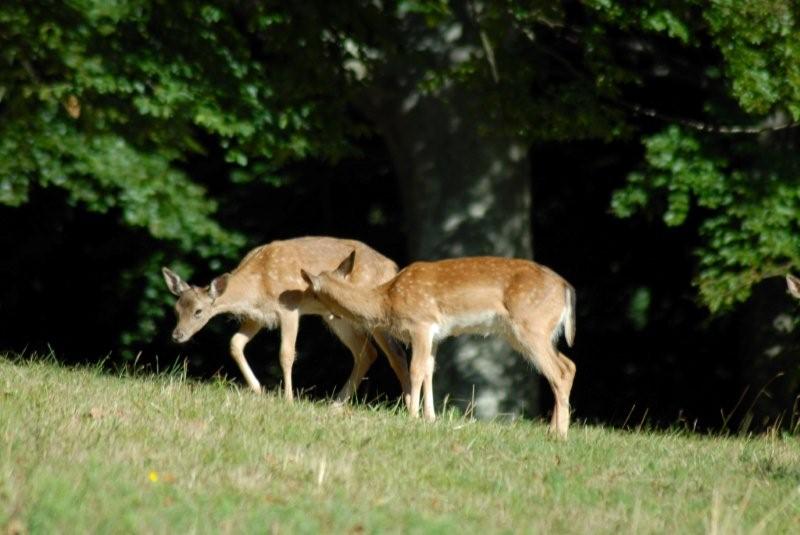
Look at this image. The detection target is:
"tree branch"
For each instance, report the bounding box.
[517,24,800,136]
[612,99,800,135]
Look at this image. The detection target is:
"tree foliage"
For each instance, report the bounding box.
[0,0,372,348]
[599,0,800,311]
[393,0,800,311]
[0,0,362,258]
[613,126,800,311]
[2,0,800,358]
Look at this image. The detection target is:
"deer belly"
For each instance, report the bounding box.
[254,310,280,329]
[431,311,504,341]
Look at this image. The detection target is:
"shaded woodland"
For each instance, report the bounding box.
[1,0,799,431]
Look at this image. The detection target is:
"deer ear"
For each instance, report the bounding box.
[162,267,190,296]
[787,274,800,299]
[209,273,230,300]
[333,250,356,279]
[301,269,320,293]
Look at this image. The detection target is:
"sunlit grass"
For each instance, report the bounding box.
[1,355,799,533]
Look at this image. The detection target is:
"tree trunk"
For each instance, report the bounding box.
[369,87,537,418]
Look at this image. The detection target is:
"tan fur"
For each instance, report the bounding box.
[163,236,412,406]
[787,274,800,299]
[305,255,577,438]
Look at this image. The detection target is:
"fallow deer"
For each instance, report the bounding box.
[302,252,577,438]
[787,274,800,299]
[162,236,411,406]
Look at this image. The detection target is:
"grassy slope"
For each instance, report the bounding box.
[1,357,798,534]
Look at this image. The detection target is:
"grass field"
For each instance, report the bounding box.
[1,355,799,534]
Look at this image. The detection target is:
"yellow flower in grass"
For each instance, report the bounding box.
[149,471,159,483]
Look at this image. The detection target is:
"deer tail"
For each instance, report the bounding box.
[553,283,576,348]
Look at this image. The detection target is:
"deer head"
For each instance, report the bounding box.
[162,267,230,343]
[301,251,359,320]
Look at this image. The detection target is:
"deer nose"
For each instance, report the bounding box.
[172,329,185,343]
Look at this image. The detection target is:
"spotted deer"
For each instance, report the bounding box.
[302,252,577,438]
[162,236,411,406]
[787,274,800,299]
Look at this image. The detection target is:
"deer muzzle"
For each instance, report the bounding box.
[172,329,188,343]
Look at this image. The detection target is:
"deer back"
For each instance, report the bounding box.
[385,257,569,326]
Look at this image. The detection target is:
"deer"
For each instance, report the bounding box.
[301,251,577,438]
[787,274,800,299]
[162,236,411,407]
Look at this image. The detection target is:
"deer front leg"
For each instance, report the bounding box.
[422,347,436,422]
[278,309,300,402]
[409,326,434,419]
[229,320,263,393]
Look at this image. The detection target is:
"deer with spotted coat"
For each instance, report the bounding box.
[787,274,800,299]
[302,252,577,438]
[162,236,411,406]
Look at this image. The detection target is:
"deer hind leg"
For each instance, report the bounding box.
[229,320,263,393]
[507,323,575,438]
[547,352,576,433]
[278,309,300,402]
[408,326,434,419]
[325,317,378,405]
[372,330,412,410]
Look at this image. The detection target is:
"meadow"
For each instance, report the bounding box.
[1,355,798,534]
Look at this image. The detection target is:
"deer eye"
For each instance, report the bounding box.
[193,309,203,318]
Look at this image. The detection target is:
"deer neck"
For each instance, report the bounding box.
[210,273,262,319]
[323,279,389,328]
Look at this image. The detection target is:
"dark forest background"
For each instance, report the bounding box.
[2,0,799,432]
